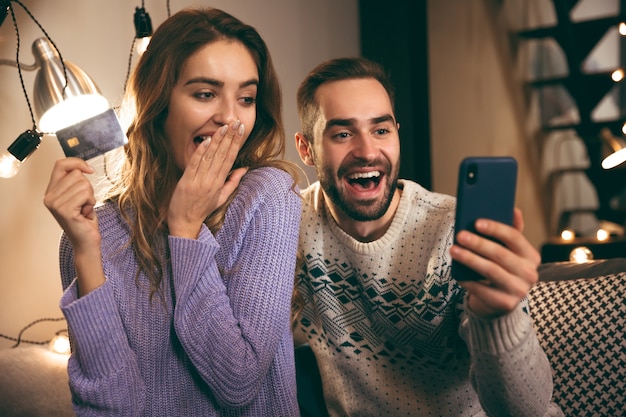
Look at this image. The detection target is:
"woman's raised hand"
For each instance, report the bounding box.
[44,157,105,296]
[167,120,248,239]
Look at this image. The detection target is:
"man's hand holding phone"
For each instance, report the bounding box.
[450,157,541,318]
[450,208,541,318]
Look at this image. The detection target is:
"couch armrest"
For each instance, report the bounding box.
[529,272,625,416]
[0,345,74,416]
[538,258,626,281]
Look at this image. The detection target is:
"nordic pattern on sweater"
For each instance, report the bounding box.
[58,167,301,417]
[295,180,562,417]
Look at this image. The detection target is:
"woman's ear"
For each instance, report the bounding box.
[295,132,315,166]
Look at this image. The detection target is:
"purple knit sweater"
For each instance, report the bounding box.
[58,167,301,416]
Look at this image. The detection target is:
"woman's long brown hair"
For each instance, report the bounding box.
[106,7,299,300]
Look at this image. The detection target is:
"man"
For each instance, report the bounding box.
[292,57,563,416]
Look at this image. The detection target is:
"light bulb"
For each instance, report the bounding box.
[49,334,71,355]
[612,69,625,82]
[560,229,575,241]
[0,129,43,178]
[0,151,21,178]
[135,36,151,55]
[602,147,626,169]
[38,94,109,133]
[569,246,594,263]
[596,228,610,241]
[133,7,152,55]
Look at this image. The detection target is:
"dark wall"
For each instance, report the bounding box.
[359,0,432,189]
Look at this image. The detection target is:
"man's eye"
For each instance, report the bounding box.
[375,128,390,135]
[334,132,350,139]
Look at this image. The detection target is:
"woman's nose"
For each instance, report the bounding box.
[214,98,237,126]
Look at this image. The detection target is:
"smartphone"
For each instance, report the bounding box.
[451,156,517,281]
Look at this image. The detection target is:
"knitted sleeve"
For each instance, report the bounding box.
[460,298,564,416]
[170,167,301,408]
[59,233,147,416]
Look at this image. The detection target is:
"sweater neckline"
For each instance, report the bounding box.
[321,180,416,254]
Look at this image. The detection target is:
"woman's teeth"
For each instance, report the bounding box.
[194,136,212,145]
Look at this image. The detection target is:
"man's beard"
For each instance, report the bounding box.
[316,160,399,222]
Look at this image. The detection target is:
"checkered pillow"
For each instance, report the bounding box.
[528,273,626,417]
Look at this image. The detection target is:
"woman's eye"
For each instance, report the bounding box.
[241,96,256,106]
[195,91,215,100]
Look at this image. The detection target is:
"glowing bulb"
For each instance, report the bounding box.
[0,151,21,178]
[560,229,575,241]
[38,94,109,133]
[49,334,71,355]
[602,147,626,169]
[569,246,593,263]
[620,22,626,36]
[596,228,610,241]
[612,69,624,82]
[135,36,151,55]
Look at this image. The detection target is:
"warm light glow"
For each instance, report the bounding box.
[560,229,575,241]
[620,22,626,35]
[596,228,610,241]
[602,147,626,169]
[135,36,151,55]
[612,69,624,82]
[0,152,21,178]
[569,246,594,263]
[38,94,109,133]
[49,334,71,355]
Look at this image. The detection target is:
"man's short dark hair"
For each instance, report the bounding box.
[296,57,395,141]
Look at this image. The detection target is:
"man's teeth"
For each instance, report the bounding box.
[348,171,381,180]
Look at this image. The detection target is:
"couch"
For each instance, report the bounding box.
[1,260,624,417]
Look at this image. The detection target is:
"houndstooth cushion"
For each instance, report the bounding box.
[529,273,626,417]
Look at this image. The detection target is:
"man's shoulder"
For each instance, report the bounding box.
[300,181,323,211]
[399,179,456,209]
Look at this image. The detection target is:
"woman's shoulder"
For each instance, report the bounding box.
[240,166,298,197]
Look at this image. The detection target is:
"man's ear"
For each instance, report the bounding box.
[295,132,315,166]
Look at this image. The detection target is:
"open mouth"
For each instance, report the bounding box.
[193,136,211,147]
[346,171,382,191]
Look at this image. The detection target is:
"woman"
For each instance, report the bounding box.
[43,7,301,416]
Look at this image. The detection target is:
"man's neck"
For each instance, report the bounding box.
[324,188,401,243]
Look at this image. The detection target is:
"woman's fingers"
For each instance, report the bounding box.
[168,120,248,238]
[43,158,101,250]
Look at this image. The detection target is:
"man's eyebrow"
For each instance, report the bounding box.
[323,114,396,132]
[184,77,259,88]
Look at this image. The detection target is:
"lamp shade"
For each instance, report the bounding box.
[31,37,108,133]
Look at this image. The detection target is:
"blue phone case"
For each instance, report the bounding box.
[451,156,518,281]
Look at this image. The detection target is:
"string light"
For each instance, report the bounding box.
[49,333,71,355]
[0,317,67,354]
[560,229,575,241]
[569,246,594,263]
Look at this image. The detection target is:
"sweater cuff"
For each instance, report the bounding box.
[61,279,135,379]
[464,299,533,354]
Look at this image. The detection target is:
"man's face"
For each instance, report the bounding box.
[303,78,400,221]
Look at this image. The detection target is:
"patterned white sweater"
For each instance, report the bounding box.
[294,180,563,417]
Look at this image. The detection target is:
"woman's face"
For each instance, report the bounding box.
[165,39,258,171]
